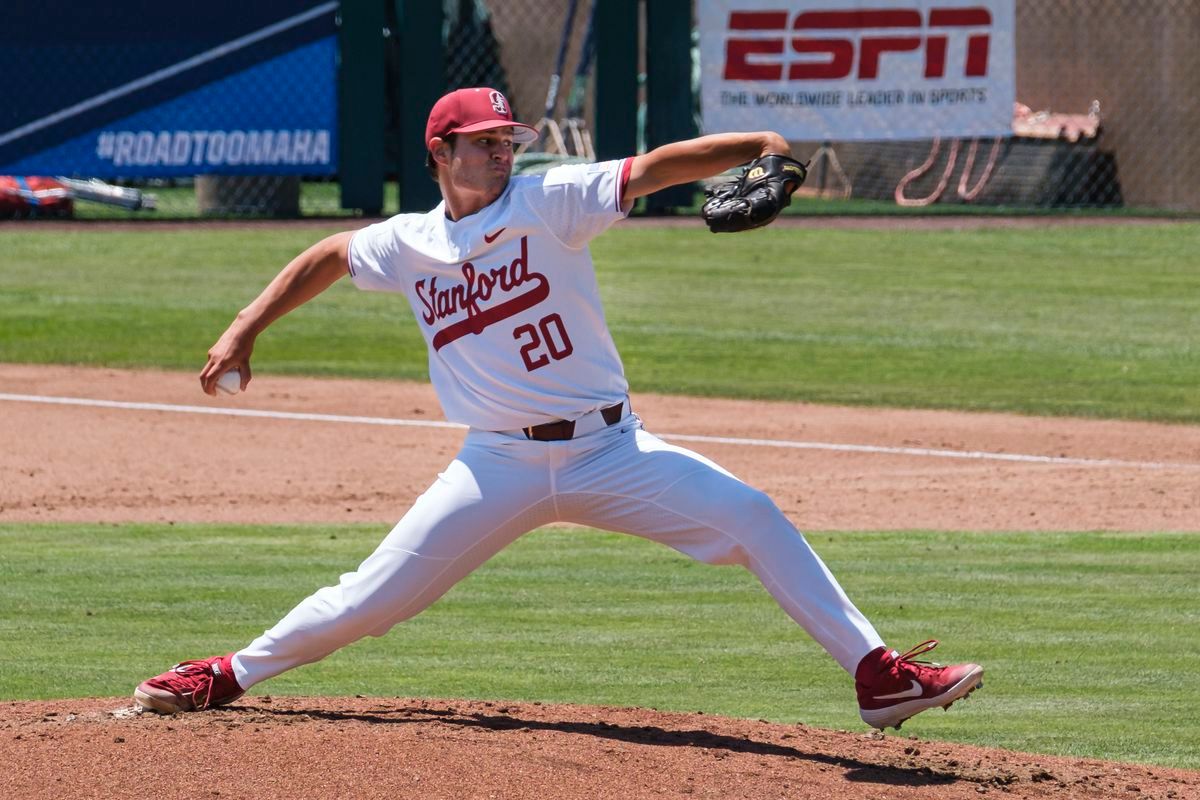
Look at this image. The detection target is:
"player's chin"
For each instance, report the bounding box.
[484,173,511,198]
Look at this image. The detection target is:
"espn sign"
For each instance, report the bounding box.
[724,7,993,81]
[698,0,1014,141]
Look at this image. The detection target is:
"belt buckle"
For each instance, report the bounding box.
[523,421,573,441]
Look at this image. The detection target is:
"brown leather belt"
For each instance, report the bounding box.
[522,401,626,441]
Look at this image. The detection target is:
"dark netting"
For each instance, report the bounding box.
[0,2,341,220]
[445,0,513,97]
[7,0,1193,218]
[449,0,599,171]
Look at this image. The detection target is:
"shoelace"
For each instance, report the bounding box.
[168,660,219,709]
[895,640,944,670]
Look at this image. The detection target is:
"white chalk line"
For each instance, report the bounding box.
[2,392,1195,471]
[0,392,464,430]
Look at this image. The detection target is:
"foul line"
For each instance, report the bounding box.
[653,432,1191,469]
[2,392,1194,471]
[0,1,338,147]
[0,392,465,431]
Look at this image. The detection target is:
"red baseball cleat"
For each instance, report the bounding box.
[856,640,983,730]
[134,653,244,714]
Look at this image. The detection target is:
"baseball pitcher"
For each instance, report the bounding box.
[135,88,983,731]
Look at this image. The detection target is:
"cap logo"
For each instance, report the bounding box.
[489,91,508,116]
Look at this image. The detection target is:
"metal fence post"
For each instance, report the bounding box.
[593,0,639,163]
[644,0,697,212]
[339,0,386,214]
[394,0,444,212]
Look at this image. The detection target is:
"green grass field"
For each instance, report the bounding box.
[1,524,1196,768]
[2,223,1198,420]
[2,221,1198,770]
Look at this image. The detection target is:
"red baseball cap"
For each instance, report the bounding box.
[425,88,538,148]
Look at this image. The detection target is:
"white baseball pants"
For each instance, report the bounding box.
[232,409,884,689]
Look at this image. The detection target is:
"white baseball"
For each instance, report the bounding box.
[216,368,242,395]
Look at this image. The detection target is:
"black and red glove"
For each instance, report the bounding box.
[701,154,808,233]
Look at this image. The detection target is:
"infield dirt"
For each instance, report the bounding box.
[4,363,1199,530]
[2,362,1198,799]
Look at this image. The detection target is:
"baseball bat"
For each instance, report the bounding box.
[56,177,157,211]
[541,0,580,122]
[564,0,596,121]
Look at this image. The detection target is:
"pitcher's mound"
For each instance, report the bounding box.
[2,697,1196,799]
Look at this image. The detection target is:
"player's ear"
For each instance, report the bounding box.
[429,137,452,169]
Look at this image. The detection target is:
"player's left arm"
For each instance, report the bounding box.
[620,132,792,212]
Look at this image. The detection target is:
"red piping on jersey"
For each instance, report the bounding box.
[617,157,633,212]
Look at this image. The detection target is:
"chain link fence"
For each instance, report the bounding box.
[439,0,600,175]
[0,2,343,220]
[4,0,1196,219]
[710,0,1200,212]
[1,0,599,220]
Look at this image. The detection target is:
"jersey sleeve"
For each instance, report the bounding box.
[347,218,407,294]
[524,158,633,249]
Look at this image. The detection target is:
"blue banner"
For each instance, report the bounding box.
[0,1,338,177]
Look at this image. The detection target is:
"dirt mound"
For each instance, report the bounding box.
[2,697,1195,799]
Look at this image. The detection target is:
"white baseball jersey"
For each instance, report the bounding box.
[347,158,635,431]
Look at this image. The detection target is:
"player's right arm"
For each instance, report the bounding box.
[200,231,354,396]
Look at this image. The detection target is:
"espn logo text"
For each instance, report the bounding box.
[724,7,992,81]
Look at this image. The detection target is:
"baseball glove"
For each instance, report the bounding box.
[701,154,808,233]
